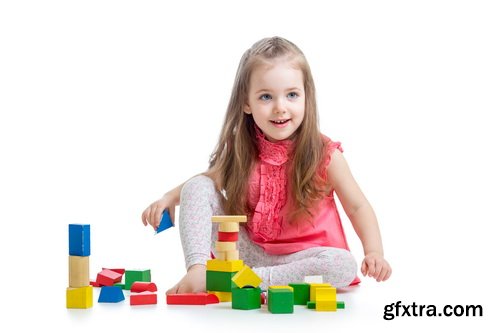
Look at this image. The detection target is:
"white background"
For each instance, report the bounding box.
[1,0,499,331]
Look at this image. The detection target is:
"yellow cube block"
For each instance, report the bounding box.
[206,259,244,272]
[66,286,93,309]
[269,285,294,291]
[316,287,337,311]
[231,265,262,288]
[309,283,332,301]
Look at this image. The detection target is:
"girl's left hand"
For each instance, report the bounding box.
[361,252,392,282]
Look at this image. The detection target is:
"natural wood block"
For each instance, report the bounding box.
[211,215,247,223]
[225,250,239,261]
[69,256,89,288]
[215,241,237,252]
[218,222,240,232]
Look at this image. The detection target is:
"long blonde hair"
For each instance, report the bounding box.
[209,36,328,222]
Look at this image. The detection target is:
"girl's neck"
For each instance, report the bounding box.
[255,126,294,166]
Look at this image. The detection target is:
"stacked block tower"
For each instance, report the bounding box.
[67,224,92,309]
[206,215,251,302]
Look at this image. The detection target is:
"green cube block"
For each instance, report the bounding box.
[268,288,294,314]
[125,269,151,290]
[288,283,310,305]
[307,301,316,309]
[206,270,237,292]
[337,301,345,309]
[232,287,261,310]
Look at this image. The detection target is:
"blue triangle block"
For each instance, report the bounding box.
[155,211,173,234]
[98,286,125,303]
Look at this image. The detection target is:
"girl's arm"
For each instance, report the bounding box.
[327,149,392,282]
[141,182,184,229]
[141,168,221,230]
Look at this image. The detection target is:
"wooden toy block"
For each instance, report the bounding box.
[260,291,267,304]
[309,283,332,302]
[304,275,323,284]
[68,224,91,256]
[316,287,337,312]
[206,259,243,272]
[218,231,239,242]
[96,269,122,286]
[225,250,239,260]
[98,286,125,303]
[102,268,126,275]
[208,291,232,302]
[131,282,158,293]
[306,301,316,309]
[268,288,294,314]
[156,211,173,234]
[337,301,345,309]
[211,215,247,223]
[125,269,151,290]
[166,293,219,305]
[216,251,227,260]
[288,283,310,305]
[269,285,293,291]
[215,241,237,252]
[316,286,336,299]
[113,283,125,289]
[68,256,89,288]
[218,222,240,232]
[130,292,157,305]
[66,286,93,309]
[232,287,262,310]
[316,300,337,311]
[206,270,237,292]
[90,280,101,287]
[232,265,262,288]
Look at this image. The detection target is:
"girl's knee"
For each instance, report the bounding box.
[319,248,357,287]
[180,175,223,215]
[181,175,217,199]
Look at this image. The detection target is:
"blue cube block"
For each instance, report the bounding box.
[69,224,91,256]
[155,211,173,234]
[98,286,125,303]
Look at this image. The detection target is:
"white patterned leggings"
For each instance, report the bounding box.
[179,175,358,290]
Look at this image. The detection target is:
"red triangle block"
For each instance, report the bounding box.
[96,269,123,286]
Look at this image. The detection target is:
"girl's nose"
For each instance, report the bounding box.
[273,98,286,114]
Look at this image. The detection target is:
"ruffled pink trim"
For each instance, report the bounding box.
[319,136,343,181]
[248,131,343,242]
[256,128,293,165]
[248,129,293,241]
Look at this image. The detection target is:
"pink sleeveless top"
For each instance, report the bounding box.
[246,130,360,285]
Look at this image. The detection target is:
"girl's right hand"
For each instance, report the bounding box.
[141,193,176,230]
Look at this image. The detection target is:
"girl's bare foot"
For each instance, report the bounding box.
[166,264,207,294]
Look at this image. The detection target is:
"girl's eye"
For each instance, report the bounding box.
[288,92,298,99]
[259,94,272,101]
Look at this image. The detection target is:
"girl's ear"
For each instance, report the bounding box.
[244,103,251,114]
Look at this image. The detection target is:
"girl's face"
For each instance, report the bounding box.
[244,58,305,142]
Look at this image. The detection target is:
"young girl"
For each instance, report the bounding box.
[142,36,391,294]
